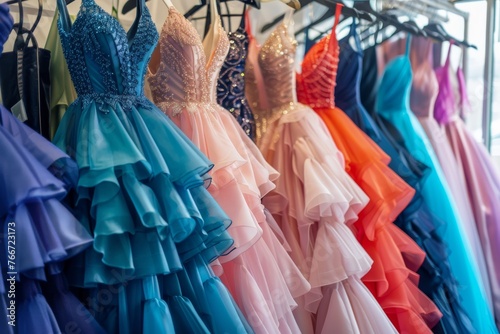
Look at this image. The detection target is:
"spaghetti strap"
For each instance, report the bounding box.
[405,34,411,56]
[351,20,362,53]
[327,3,343,49]
[445,41,453,67]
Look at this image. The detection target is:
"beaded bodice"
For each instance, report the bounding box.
[148,7,230,108]
[258,21,298,110]
[296,5,341,110]
[216,14,256,140]
[57,0,157,97]
[376,37,413,113]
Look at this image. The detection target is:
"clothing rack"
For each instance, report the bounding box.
[377,0,495,151]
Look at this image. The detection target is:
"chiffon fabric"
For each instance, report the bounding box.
[245,10,399,334]
[435,43,500,328]
[297,15,442,333]
[147,3,309,333]
[338,26,475,334]
[53,0,252,331]
[376,36,498,333]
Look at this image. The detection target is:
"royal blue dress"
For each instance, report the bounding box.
[53,0,252,332]
[375,37,498,334]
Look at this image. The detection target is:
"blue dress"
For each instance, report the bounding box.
[53,0,252,332]
[376,37,498,333]
[335,25,475,333]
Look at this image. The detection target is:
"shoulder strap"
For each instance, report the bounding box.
[405,34,411,56]
[351,19,362,52]
[445,40,453,67]
[56,0,72,32]
[327,3,342,49]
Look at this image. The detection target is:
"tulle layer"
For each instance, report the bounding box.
[160,101,280,261]
[259,107,372,288]
[0,126,93,280]
[256,104,389,333]
[0,106,78,183]
[53,98,234,286]
[159,101,311,333]
[220,217,310,334]
[314,107,443,332]
[315,277,398,334]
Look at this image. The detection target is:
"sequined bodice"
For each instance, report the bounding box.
[57,0,157,97]
[216,16,256,140]
[296,8,341,110]
[148,7,230,105]
[376,39,413,113]
[258,22,298,109]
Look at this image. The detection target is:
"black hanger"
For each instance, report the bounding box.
[122,0,149,14]
[262,0,371,34]
[184,0,259,19]
[4,0,27,6]
[294,4,371,38]
[220,0,259,10]
[424,22,477,49]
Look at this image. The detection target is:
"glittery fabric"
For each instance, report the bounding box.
[148,6,229,112]
[216,15,256,141]
[58,0,157,99]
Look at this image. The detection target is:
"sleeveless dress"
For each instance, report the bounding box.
[216,12,256,141]
[296,12,442,333]
[339,26,476,334]
[45,8,77,139]
[376,36,499,334]
[245,13,397,334]
[53,0,253,332]
[435,44,500,328]
[147,4,309,333]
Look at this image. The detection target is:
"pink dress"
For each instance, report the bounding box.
[245,14,398,334]
[435,44,500,327]
[147,4,309,333]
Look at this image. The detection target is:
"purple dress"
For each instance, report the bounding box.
[0,106,107,333]
[435,44,500,328]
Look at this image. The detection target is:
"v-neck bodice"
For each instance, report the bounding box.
[148,6,230,107]
[57,0,157,96]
